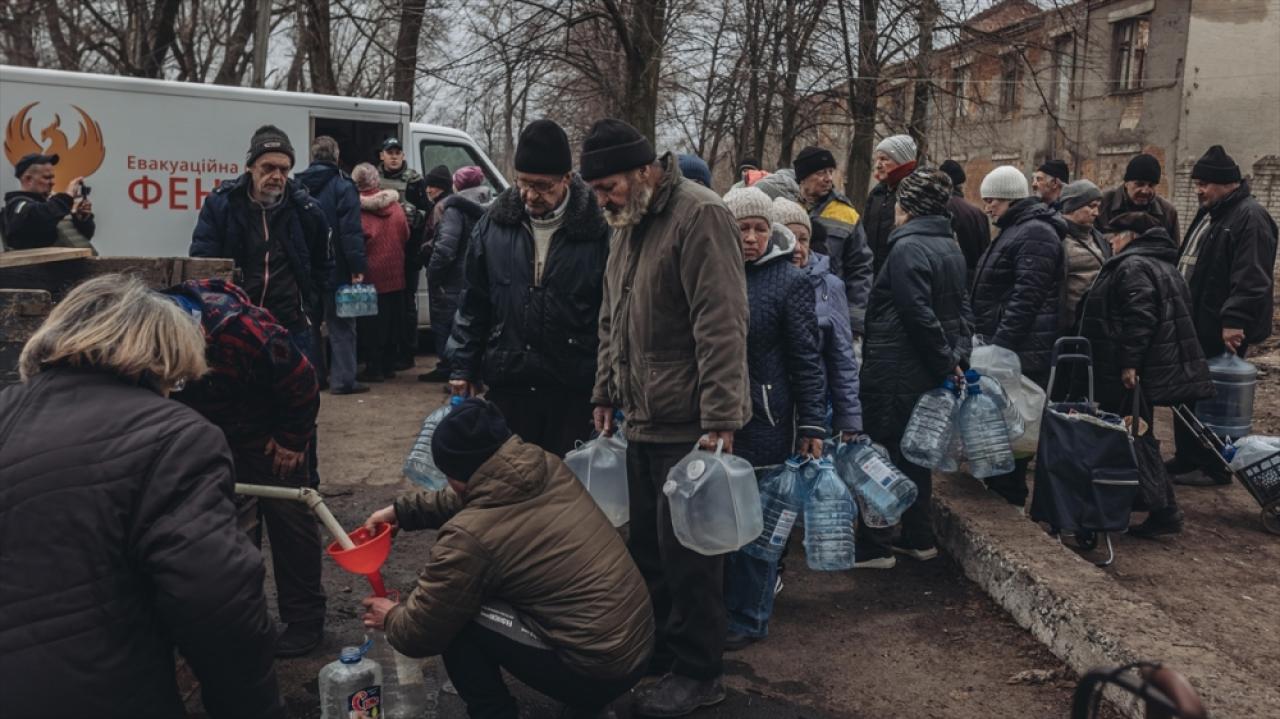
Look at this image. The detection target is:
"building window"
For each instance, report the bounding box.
[1052,34,1074,111]
[1000,54,1019,115]
[1113,16,1149,91]
[952,65,970,120]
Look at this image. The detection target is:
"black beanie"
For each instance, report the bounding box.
[1037,159,1069,184]
[580,119,656,181]
[1123,153,1161,184]
[246,125,295,167]
[1192,145,1242,184]
[738,156,761,172]
[425,165,452,191]
[939,159,966,189]
[794,146,837,182]
[431,399,513,483]
[515,119,572,175]
[1109,211,1161,235]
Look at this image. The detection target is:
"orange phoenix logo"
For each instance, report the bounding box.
[4,102,106,193]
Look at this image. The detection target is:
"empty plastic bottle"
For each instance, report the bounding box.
[366,631,437,719]
[1226,434,1280,472]
[901,379,961,468]
[1197,352,1258,438]
[936,403,966,473]
[833,437,917,528]
[319,644,383,719]
[959,376,1014,478]
[663,440,763,555]
[743,457,814,562]
[977,373,1024,441]
[564,433,630,527]
[803,458,856,570]
[404,395,465,490]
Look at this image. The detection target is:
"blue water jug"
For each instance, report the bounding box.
[833,437,917,528]
[1196,352,1257,439]
[901,379,961,468]
[959,376,1014,478]
[742,457,815,563]
[403,396,464,489]
[803,458,856,571]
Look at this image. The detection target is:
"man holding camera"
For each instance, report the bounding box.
[2,153,96,251]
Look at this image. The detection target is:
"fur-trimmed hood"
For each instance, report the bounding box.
[486,174,608,243]
[360,188,400,215]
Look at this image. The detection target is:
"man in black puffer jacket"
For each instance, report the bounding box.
[971,165,1065,506]
[448,120,610,456]
[859,169,973,567]
[1077,213,1214,536]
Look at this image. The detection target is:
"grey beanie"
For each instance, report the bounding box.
[874,134,918,165]
[1060,180,1103,214]
[979,165,1030,200]
[772,197,810,233]
[723,187,774,222]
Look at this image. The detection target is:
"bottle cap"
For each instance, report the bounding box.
[964,369,980,383]
[339,646,364,664]
[450,394,465,406]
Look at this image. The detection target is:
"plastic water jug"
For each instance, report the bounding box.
[970,341,1043,455]
[803,458,856,570]
[367,631,437,719]
[662,440,763,556]
[833,437,917,528]
[319,644,383,719]
[1196,352,1258,439]
[404,396,464,490]
[901,379,961,468]
[336,283,379,318]
[936,403,966,473]
[977,373,1024,441]
[565,433,629,527]
[1226,434,1280,472]
[742,457,814,563]
[959,379,1014,478]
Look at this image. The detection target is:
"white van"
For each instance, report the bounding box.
[0,65,507,327]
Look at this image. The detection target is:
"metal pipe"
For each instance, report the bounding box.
[234,483,357,550]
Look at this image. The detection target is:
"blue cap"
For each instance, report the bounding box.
[450,394,465,407]
[964,369,980,383]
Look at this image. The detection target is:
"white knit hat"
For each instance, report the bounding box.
[771,197,810,233]
[979,165,1030,200]
[874,134,918,165]
[723,187,774,222]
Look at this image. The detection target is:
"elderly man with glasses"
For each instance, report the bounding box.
[445,119,611,456]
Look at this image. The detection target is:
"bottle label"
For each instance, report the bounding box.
[860,457,896,488]
[770,509,798,546]
[348,685,381,717]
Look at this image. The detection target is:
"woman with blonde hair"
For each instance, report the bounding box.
[0,274,284,718]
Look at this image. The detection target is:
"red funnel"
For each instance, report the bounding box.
[327,524,393,597]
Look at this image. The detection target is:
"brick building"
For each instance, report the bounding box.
[815,0,1280,222]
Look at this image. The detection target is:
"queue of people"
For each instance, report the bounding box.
[1,113,1276,719]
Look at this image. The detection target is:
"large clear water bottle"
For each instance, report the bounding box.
[662,440,763,555]
[564,433,630,527]
[833,437,916,528]
[803,458,856,571]
[901,379,961,468]
[959,378,1014,478]
[367,631,437,719]
[319,644,383,719]
[976,372,1024,440]
[403,395,465,490]
[335,285,357,318]
[936,402,966,473]
[742,457,814,563]
[1197,352,1258,439]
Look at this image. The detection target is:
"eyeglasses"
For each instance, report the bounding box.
[516,178,561,195]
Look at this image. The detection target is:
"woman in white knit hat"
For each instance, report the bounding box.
[971,165,1067,507]
[719,186,825,651]
[863,134,919,274]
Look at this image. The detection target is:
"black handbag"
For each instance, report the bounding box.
[1124,383,1170,513]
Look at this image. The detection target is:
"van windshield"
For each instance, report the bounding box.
[418,141,504,194]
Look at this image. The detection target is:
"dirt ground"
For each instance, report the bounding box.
[252,358,1122,719]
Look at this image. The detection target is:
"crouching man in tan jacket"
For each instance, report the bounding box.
[360,398,654,719]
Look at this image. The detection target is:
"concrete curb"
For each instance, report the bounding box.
[930,473,1277,719]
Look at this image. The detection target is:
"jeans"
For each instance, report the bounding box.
[724,550,779,638]
[627,441,726,679]
[442,621,641,719]
[324,294,358,391]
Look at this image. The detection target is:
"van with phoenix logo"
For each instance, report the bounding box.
[0,64,508,329]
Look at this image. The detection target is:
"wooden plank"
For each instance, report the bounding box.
[0,247,93,269]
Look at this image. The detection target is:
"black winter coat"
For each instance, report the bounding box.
[1181,181,1279,356]
[948,191,991,283]
[861,215,973,442]
[1077,229,1214,409]
[0,368,283,719]
[427,189,489,330]
[447,176,610,392]
[863,180,899,276]
[971,198,1066,380]
[296,161,366,289]
[736,228,827,467]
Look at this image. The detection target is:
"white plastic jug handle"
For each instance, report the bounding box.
[691,437,726,456]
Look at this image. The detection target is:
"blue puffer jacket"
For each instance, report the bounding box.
[803,252,862,433]
[861,215,973,442]
[736,226,827,468]
[190,174,332,319]
[971,198,1065,380]
[295,161,366,290]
